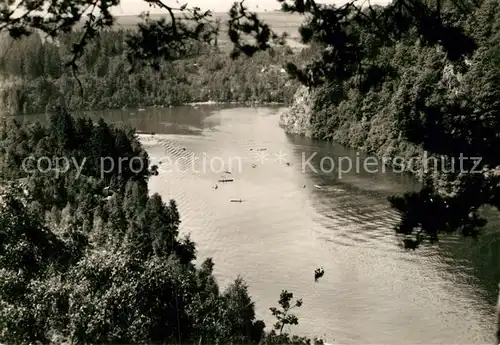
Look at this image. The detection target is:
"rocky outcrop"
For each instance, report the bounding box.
[278,84,426,180]
[278,85,313,137]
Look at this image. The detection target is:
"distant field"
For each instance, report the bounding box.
[68,11,308,51]
[111,11,308,50]
[114,11,305,37]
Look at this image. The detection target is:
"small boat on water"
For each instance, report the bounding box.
[314,267,325,282]
[230,199,243,202]
[314,184,322,189]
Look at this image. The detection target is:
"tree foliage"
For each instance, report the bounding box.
[264,290,324,345]
[270,290,302,335]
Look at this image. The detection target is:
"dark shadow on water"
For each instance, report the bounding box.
[18,104,248,135]
[437,208,500,305]
[284,132,500,316]
[284,133,421,197]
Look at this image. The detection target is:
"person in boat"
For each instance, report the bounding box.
[314,267,325,282]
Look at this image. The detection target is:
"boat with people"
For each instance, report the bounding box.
[314,267,325,282]
[230,199,243,202]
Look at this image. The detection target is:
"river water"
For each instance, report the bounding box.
[22,105,500,344]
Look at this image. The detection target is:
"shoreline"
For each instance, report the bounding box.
[185,100,286,106]
[7,101,288,118]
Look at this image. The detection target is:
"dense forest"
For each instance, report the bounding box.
[304,0,500,164]
[0,108,324,344]
[0,30,313,114]
[279,0,500,247]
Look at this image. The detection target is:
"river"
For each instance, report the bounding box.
[22,105,500,344]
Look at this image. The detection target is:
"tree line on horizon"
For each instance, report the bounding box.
[0,29,315,114]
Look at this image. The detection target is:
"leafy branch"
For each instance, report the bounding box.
[269,290,303,336]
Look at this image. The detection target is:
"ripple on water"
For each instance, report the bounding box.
[147,138,224,250]
[307,189,404,254]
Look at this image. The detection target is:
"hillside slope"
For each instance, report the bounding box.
[280,0,500,180]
